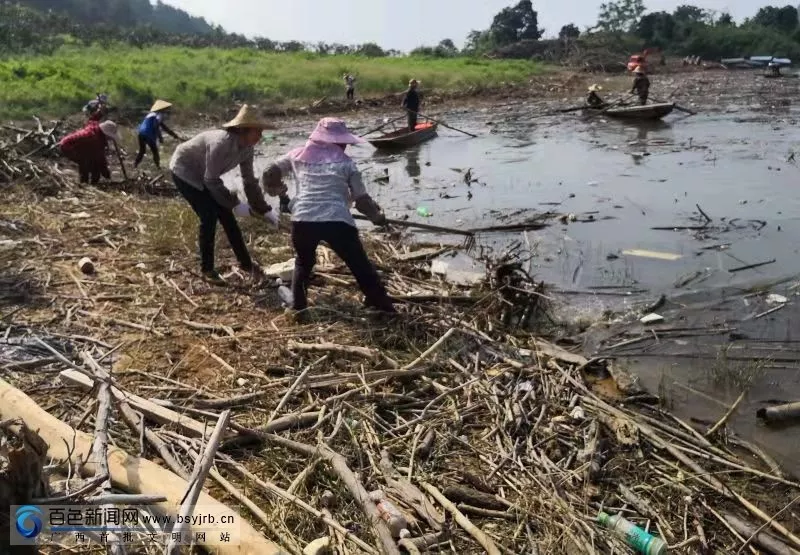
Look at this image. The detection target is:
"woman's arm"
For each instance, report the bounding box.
[239,151,271,215]
[349,165,386,224]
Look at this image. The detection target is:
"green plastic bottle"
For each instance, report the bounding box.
[598,512,667,555]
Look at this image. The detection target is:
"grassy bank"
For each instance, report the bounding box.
[0,45,542,118]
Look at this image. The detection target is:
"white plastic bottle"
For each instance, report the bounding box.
[369,490,410,539]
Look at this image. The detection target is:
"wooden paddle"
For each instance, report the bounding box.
[362,115,406,137]
[651,96,697,115]
[353,214,474,237]
[586,94,635,119]
[408,110,478,138]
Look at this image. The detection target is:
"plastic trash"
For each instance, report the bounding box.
[757,401,800,424]
[369,490,410,538]
[640,313,665,324]
[278,286,294,308]
[766,293,788,305]
[416,206,432,217]
[597,512,667,555]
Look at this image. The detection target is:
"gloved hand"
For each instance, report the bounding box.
[263,209,280,229]
[233,204,252,218]
[279,194,292,214]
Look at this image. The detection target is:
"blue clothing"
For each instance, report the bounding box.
[138,112,163,142]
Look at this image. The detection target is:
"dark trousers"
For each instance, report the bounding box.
[135,134,160,168]
[78,162,110,184]
[638,93,649,106]
[291,221,394,312]
[62,150,109,184]
[407,112,418,131]
[346,87,354,100]
[173,175,253,273]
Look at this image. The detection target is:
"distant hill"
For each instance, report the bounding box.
[16,0,218,35]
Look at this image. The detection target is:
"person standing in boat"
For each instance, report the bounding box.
[586,84,604,108]
[631,66,650,106]
[261,117,395,316]
[135,99,182,169]
[401,79,422,131]
[344,73,356,100]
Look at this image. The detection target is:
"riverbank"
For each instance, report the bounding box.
[1,162,799,553]
[0,45,542,119]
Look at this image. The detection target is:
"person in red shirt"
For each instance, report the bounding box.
[59,120,121,184]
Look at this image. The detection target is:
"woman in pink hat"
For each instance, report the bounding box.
[262,117,395,315]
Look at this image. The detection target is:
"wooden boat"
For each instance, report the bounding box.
[585,102,675,120]
[368,122,438,149]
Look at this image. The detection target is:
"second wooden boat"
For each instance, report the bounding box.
[585,102,675,120]
[368,122,438,149]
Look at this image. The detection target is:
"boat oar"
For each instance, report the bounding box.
[651,96,697,115]
[361,115,406,137]
[353,214,474,237]
[586,94,634,119]
[409,110,478,138]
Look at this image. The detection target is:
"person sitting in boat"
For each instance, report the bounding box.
[586,84,604,108]
[261,117,395,316]
[401,79,422,131]
[631,66,650,106]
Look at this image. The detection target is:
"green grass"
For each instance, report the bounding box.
[0,45,542,119]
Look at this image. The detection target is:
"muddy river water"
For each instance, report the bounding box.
[229,70,800,475]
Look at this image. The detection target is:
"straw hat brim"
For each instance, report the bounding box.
[222,117,276,130]
[150,100,172,112]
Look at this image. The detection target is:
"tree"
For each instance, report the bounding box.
[596,0,645,33]
[489,0,542,46]
[463,29,495,53]
[673,5,711,24]
[558,24,580,40]
[636,11,676,45]
[716,12,734,26]
[356,42,386,57]
[752,5,799,34]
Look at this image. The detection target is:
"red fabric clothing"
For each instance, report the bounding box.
[59,122,108,166]
[59,121,110,183]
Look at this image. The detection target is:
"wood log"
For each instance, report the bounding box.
[441,485,508,511]
[59,369,213,438]
[0,377,286,555]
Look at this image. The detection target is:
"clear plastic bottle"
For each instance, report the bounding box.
[597,512,667,555]
[369,490,410,538]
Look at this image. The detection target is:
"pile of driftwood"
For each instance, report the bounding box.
[0,162,799,554]
[0,119,69,193]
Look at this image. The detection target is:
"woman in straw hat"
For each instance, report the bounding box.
[169,104,279,285]
[586,84,604,108]
[630,66,650,106]
[58,119,121,184]
[135,99,182,169]
[262,117,395,315]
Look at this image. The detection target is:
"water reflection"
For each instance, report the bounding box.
[405,148,421,178]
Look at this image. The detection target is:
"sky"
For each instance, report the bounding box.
[160,0,761,51]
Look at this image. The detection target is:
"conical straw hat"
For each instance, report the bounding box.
[222,105,275,130]
[150,99,172,112]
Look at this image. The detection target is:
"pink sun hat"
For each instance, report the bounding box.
[309,117,366,145]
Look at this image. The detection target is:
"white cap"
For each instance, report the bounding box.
[99,121,121,143]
